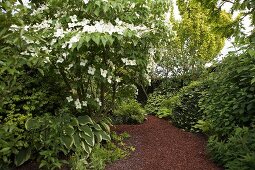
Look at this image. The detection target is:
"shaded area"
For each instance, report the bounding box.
[106,116,222,170]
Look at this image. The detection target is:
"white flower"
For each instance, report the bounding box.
[63,53,67,58]
[121,58,128,64]
[44,57,50,63]
[62,43,67,48]
[205,62,213,68]
[68,34,81,48]
[56,57,64,63]
[70,15,78,23]
[66,96,73,102]
[75,99,82,109]
[69,34,80,43]
[86,94,91,98]
[107,76,112,84]
[100,68,107,78]
[83,0,89,4]
[116,76,121,83]
[129,60,136,66]
[95,98,102,106]
[67,64,73,70]
[121,58,136,66]
[82,101,87,106]
[80,59,88,66]
[54,28,64,38]
[88,66,96,75]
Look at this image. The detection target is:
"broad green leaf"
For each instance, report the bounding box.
[77,115,93,125]
[79,125,93,137]
[61,135,74,149]
[73,133,81,148]
[92,34,100,45]
[63,125,75,136]
[83,133,95,146]
[81,141,91,154]
[93,124,102,131]
[14,148,31,166]
[0,147,11,153]
[251,77,255,84]
[100,131,111,141]
[70,118,79,126]
[94,132,102,143]
[100,122,110,133]
[25,118,38,130]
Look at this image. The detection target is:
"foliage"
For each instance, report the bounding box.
[199,51,255,138]
[0,0,172,169]
[0,71,66,120]
[156,0,231,79]
[207,127,255,170]
[1,0,171,117]
[144,92,166,115]
[162,81,206,131]
[0,114,31,169]
[86,132,133,170]
[156,107,172,119]
[113,99,146,124]
[0,113,111,169]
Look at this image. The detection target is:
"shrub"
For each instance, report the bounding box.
[113,99,146,124]
[199,53,255,138]
[145,93,166,115]
[0,114,31,169]
[162,81,206,131]
[207,127,255,170]
[0,113,111,169]
[85,132,133,170]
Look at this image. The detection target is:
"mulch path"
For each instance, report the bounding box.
[106,115,223,170]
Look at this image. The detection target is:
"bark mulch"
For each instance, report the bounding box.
[106,115,223,170]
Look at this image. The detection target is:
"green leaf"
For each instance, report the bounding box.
[79,125,93,137]
[247,103,253,111]
[81,133,94,146]
[0,147,11,153]
[63,125,75,136]
[25,118,38,130]
[73,133,81,148]
[93,124,102,131]
[100,122,110,133]
[251,77,255,84]
[77,115,93,125]
[94,132,102,143]
[81,141,91,154]
[14,148,31,166]
[92,34,100,45]
[37,68,44,76]
[70,118,79,126]
[61,135,74,149]
[100,131,111,141]
[101,36,108,47]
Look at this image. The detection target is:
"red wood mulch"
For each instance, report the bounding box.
[106,115,223,170]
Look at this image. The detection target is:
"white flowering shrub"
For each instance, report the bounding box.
[5,0,171,115]
[0,0,172,168]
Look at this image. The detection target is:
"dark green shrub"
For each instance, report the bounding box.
[0,114,31,169]
[0,113,111,169]
[162,81,206,131]
[113,99,146,124]
[145,93,166,115]
[207,127,255,170]
[199,53,255,138]
[85,132,133,170]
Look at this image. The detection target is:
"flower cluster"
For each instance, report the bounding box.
[121,58,137,66]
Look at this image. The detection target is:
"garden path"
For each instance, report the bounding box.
[106,115,222,170]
